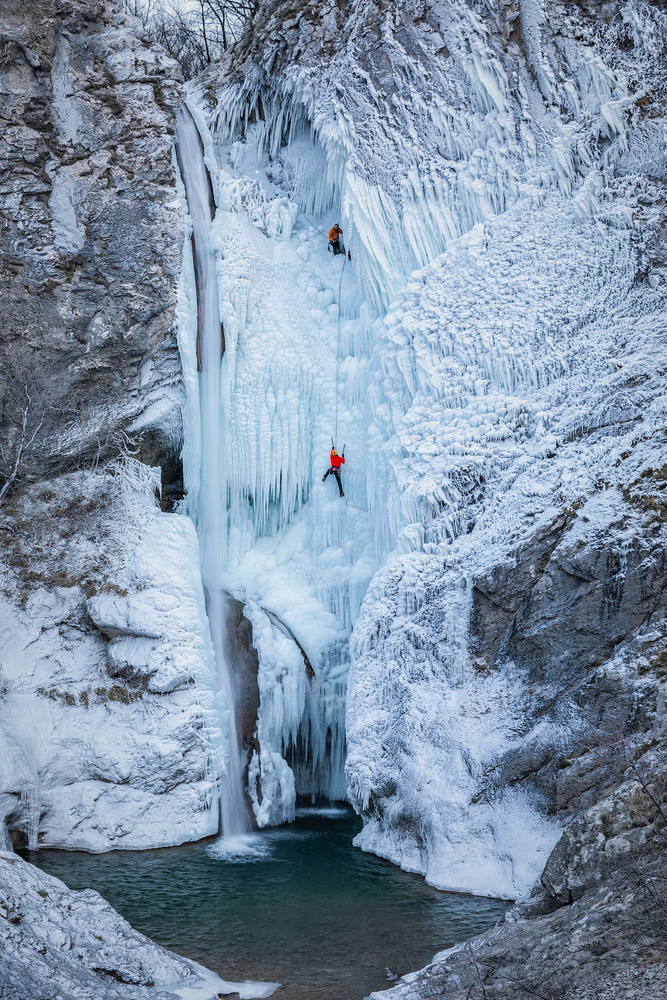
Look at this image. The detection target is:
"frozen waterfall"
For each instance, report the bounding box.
[176,106,250,838]
[172,93,379,827]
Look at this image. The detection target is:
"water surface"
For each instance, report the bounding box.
[26,804,509,1000]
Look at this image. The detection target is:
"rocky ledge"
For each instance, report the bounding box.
[371,854,667,1000]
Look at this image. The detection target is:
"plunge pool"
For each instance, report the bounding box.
[25,803,510,1000]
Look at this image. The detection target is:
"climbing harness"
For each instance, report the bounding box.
[335,253,346,444]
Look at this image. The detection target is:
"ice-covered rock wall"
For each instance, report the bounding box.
[0,463,223,851]
[349,190,666,897]
[347,1,667,900]
[199,0,663,311]
[201,0,667,895]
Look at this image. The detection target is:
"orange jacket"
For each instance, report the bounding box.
[329,226,342,242]
[330,450,345,469]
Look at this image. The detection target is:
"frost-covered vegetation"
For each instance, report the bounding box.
[123,0,257,78]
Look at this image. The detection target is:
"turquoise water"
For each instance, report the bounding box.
[25,804,509,1000]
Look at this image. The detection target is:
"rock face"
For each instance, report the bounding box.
[0,464,223,852]
[367,853,667,1000]
[0,1,226,853]
[224,597,261,761]
[0,0,184,486]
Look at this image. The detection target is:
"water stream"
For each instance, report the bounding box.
[176,105,249,838]
[25,805,509,1000]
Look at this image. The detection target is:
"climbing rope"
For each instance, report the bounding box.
[291,199,347,445]
[335,253,346,444]
[296,205,328,238]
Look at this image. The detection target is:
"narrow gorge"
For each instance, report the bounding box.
[0,1,665,999]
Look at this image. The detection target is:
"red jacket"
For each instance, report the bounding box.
[330,450,345,469]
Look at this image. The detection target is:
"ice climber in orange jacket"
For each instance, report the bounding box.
[329,224,344,255]
[322,447,345,497]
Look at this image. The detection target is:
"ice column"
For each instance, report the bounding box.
[176,106,249,837]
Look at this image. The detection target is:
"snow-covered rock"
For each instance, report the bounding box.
[0,0,229,855]
[0,851,279,1000]
[0,464,223,852]
[346,188,667,897]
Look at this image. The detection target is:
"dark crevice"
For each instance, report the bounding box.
[261,606,316,680]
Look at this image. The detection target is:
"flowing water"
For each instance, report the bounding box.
[25,805,509,1000]
[176,105,249,837]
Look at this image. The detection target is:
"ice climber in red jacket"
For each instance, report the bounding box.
[322,447,345,497]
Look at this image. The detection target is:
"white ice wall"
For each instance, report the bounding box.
[178,93,378,821]
[344,1,666,897]
[348,187,667,897]
[206,0,649,315]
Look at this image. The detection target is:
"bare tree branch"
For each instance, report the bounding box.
[625,752,667,837]
[122,0,256,78]
[466,943,489,1000]
[0,347,60,506]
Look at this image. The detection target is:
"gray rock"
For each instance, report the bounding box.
[368,852,667,1000]
[542,780,653,905]
[0,0,184,489]
[470,511,667,689]
[0,1,223,856]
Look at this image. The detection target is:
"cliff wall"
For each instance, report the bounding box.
[0,1,222,852]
